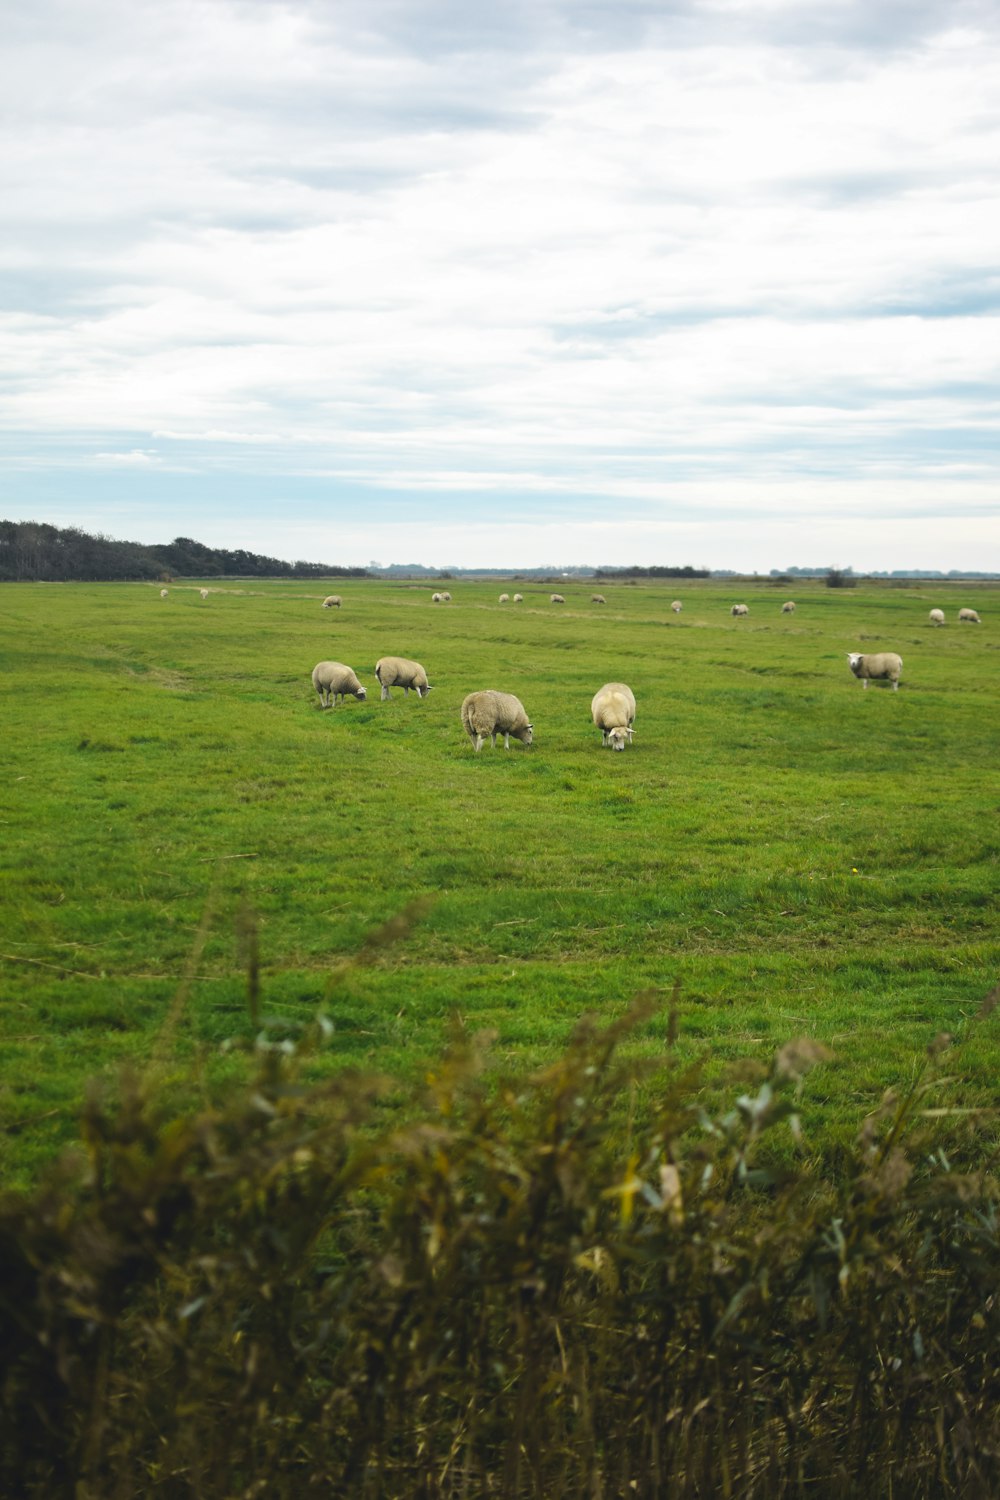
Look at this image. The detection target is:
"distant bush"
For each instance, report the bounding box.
[825,568,858,589]
[2,983,999,1498]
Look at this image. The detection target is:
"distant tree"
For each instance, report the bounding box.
[825,568,857,589]
[0,520,370,582]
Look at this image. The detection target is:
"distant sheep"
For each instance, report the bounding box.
[322,595,342,609]
[512,593,524,603]
[311,661,367,707]
[958,608,981,623]
[731,603,749,617]
[461,690,533,751]
[199,589,209,600]
[498,593,510,603]
[847,652,903,691]
[550,593,565,604]
[375,656,431,700]
[432,593,442,604]
[440,591,452,602]
[928,608,945,626]
[591,593,606,604]
[670,600,682,614]
[591,681,636,751]
[160,589,169,598]
[782,601,796,614]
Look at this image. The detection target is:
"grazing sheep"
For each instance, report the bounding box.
[591,593,606,604]
[670,600,682,613]
[513,593,523,602]
[461,690,533,751]
[199,589,209,600]
[958,608,981,623]
[782,601,796,614]
[441,591,452,602]
[499,592,510,603]
[550,593,566,604]
[432,593,442,603]
[928,608,945,626]
[312,661,367,707]
[322,595,342,609]
[731,603,749,616]
[160,589,169,598]
[847,652,903,691]
[591,682,636,751]
[375,656,431,700]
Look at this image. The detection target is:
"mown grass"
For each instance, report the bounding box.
[0,575,997,1184]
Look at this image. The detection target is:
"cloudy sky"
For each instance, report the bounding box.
[3,0,999,571]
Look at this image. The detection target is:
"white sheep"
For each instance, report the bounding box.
[928,608,945,626]
[591,593,606,604]
[461,690,533,751]
[550,593,565,604]
[782,601,796,614]
[440,591,452,602]
[375,656,431,699]
[670,600,682,613]
[847,652,903,691]
[958,608,981,623]
[731,603,749,617]
[199,588,210,600]
[322,595,342,609]
[591,682,636,751]
[513,593,524,603]
[312,661,367,707]
[160,588,169,598]
[498,593,510,603]
[432,593,442,604]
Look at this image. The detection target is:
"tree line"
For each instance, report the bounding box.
[594,564,709,579]
[0,521,369,582]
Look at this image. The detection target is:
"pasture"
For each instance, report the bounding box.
[1,576,997,1184]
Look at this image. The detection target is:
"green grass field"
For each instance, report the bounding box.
[1,576,997,1185]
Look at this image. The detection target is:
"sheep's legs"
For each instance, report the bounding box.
[380,685,391,700]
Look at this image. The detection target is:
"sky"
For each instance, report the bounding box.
[2,0,999,572]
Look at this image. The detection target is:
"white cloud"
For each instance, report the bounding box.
[1,0,999,566]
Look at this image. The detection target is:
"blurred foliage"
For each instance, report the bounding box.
[2,965,1000,1495]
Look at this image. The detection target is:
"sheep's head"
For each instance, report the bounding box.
[847,653,862,673]
[606,727,632,751]
[517,724,534,745]
[356,685,367,700]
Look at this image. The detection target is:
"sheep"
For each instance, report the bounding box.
[928,608,945,626]
[199,588,210,600]
[461,690,533,751]
[441,591,452,602]
[847,652,903,691]
[782,601,796,614]
[513,593,524,602]
[591,682,636,751]
[591,593,606,604]
[432,593,442,604]
[312,661,367,707]
[498,593,510,603]
[958,608,981,623]
[322,595,342,609]
[731,603,749,616]
[670,600,682,613]
[550,593,566,604]
[375,656,431,700]
[160,589,169,598]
